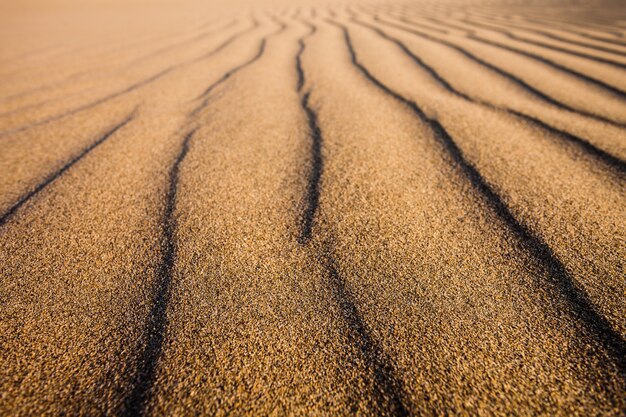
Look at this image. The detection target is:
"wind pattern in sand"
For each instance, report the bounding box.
[1,0,625,415]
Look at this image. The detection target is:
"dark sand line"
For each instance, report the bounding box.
[191,37,268,114]
[333,20,626,378]
[454,17,626,70]
[457,14,626,57]
[351,17,626,176]
[370,13,626,127]
[0,19,261,139]
[121,129,195,417]
[0,111,135,227]
[295,26,321,242]
[377,12,626,100]
[297,24,410,414]
[0,18,235,107]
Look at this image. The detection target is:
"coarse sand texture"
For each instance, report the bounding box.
[0,0,625,415]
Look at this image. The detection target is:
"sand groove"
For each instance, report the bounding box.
[121,129,196,417]
[350,16,626,175]
[370,13,626,128]
[0,112,135,226]
[334,19,625,371]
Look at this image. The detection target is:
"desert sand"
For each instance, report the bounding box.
[0,0,624,415]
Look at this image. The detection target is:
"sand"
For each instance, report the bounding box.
[0,0,624,415]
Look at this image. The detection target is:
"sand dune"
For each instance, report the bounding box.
[1,0,624,415]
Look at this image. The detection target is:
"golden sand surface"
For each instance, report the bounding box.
[0,0,625,415]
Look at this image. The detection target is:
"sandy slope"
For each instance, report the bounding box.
[0,0,624,415]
